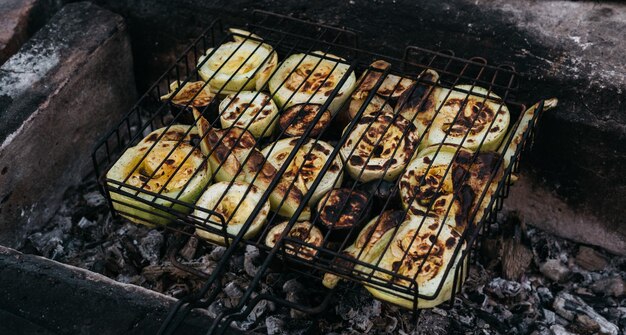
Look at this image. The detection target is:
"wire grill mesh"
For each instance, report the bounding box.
[92,10,546,334]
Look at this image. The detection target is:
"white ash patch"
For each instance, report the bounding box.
[0,43,62,98]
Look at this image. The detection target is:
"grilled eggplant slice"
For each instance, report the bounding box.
[265,221,324,261]
[268,52,356,114]
[425,85,510,152]
[160,81,216,110]
[395,69,441,135]
[363,214,466,309]
[198,29,277,94]
[376,73,414,101]
[262,137,343,207]
[192,108,311,220]
[341,112,419,182]
[106,131,211,226]
[399,144,503,231]
[322,210,404,288]
[278,104,331,138]
[193,181,270,245]
[138,125,201,147]
[316,188,370,231]
[219,91,278,138]
[348,95,394,121]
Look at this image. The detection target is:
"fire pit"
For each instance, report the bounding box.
[89,10,556,334]
[1,2,624,335]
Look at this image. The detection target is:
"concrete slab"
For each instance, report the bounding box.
[0,2,137,248]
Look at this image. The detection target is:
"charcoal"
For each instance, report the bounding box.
[223,281,244,308]
[575,246,608,272]
[543,308,556,325]
[537,286,554,305]
[138,230,163,265]
[540,259,571,283]
[265,315,285,335]
[164,283,189,298]
[590,276,625,297]
[28,229,65,259]
[82,190,107,207]
[104,242,125,275]
[485,277,523,300]
[209,246,226,261]
[282,278,304,294]
[77,217,96,229]
[550,324,576,335]
[207,300,225,319]
[553,292,619,335]
[244,245,261,277]
[178,236,198,261]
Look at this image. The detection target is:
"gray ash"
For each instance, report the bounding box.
[20,182,626,334]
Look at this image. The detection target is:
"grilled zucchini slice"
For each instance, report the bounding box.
[193,181,270,245]
[268,52,356,114]
[106,128,211,226]
[341,112,419,182]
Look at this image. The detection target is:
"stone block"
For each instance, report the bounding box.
[0,2,137,248]
[0,246,228,334]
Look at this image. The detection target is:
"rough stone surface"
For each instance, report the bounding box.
[0,2,137,248]
[0,0,38,65]
[0,245,228,334]
[86,0,625,252]
[504,174,626,256]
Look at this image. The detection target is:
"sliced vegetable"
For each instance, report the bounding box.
[316,188,370,231]
[363,214,467,309]
[193,181,270,245]
[219,91,278,138]
[278,104,331,138]
[262,137,343,207]
[399,144,503,231]
[424,85,510,152]
[192,108,311,220]
[340,112,419,182]
[322,210,404,288]
[395,69,441,136]
[138,125,201,148]
[348,95,393,120]
[159,81,215,109]
[106,129,211,226]
[265,221,324,261]
[198,29,277,94]
[268,52,356,114]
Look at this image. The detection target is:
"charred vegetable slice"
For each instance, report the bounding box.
[348,95,394,120]
[363,214,466,309]
[160,81,215,109]
[395,69,441,135]
[106,129,211,226]
[268,52,356,114]
[399,144,503,231]
[322,210,404,288]
[192,108,311,220]
[138,125,201,148]
[425,85,510,152]
[219,91,278,138]
[341,112,419,182]
[278,104,331,138]
[316,188,370,231]
[262,137,343,208]
[265,221,324,261]
[193,181,270,245]
[198,29,277,94]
